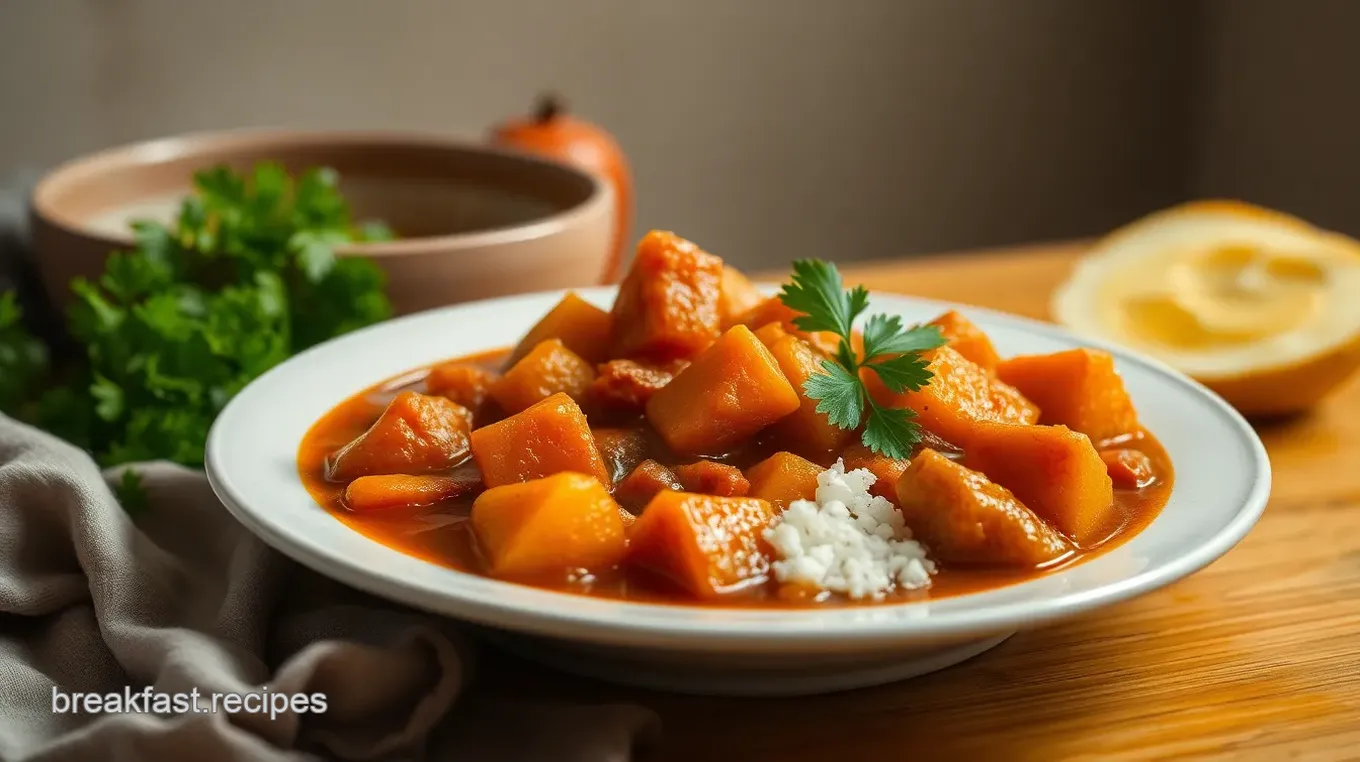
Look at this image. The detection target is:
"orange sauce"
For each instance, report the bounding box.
[298,349,1174,608]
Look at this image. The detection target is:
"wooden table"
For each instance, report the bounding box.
[492,242,1360,761]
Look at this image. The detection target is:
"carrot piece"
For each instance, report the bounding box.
[1101,448,1157,488]
[610,230,723,360]
[470,393,610,488]
[645,325,801,455]
[752,321,790,348]
[592,427,650,484]
[673,461,750,497]
[767,334,855,458]
[864,345,1039,447]
[963,423,1115,545]
[506,292,613,366]
[625,491,776,599]
[590,359,682,412]
[614,459,683,512]
[327,392,473,481]
[733,296,842,356]
[841,443,909,503]
[745,451,822,509]
[491,339,596,414]
[471,472,627,578]
[719,265,766,328]
[344,474,480,512]
[927,310,1001,372]
[996,348,1141,445]
[425,362,498,421]
[897,449,1072,566]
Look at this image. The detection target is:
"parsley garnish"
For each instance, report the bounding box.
[778,259,945,459]
[0,163,394,473]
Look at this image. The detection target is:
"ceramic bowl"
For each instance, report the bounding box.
[205,288,1270,697]
[29,129,615,315]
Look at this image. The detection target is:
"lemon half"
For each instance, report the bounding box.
[1052,200,1360,416]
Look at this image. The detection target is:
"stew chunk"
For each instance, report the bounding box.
[425,363,498,419]
[344,474,480,513]
[646,325,801,455]
[897,449,1072,566]
[471,472,627,578]
[614,459,683,513]
[327,392,473,481]
[964,423,1115,545]
[745,451,822,509]
[1101,448,1157,489]
[592,428,651,484]
[996,349,1140,445]
[719,265,766,327]
[610,230,724,360]
[470,393,610,487]
[928,310,1001,372]
[865,345,1039,447]
[492,339,595,414]
[673,461,750,497]
[590,359,683,412]
[507,292,612,366]
[626,491,776,599]
[767,335,855,458]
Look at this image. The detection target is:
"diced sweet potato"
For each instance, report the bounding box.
[1101,448,1157,489]
[897,449,1072,566]
[865,345,1039,447]
[753,321,789,348]
[327,392,473,481]
[425,362,498,419]
[470,393,610,487]
[626,491,776,599]
[673,461,750,497]
[719,265,766,327]
[507,292,613,366]
[614,459,683,512]
[646,325,801,455]
[767,335,854,458]
[928,310,1001,372]
[963,423,1115,545]
[733,297,841,356]
[841,443,909,503]
[610,231,723,360]
[590,359,681,412]
[491,339,596,414]
[471,472,627,578]
[593,427,650,484]
[745,451,822,509]
[344,474,480,512]
[996,349,1140,445]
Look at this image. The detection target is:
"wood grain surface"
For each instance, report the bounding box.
[485,242,1360,761]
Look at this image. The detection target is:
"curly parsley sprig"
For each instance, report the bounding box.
[778,259,945,459]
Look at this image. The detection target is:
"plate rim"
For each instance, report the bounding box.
[205,285,1271,652]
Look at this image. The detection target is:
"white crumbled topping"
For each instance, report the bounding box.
[763,459,935,600]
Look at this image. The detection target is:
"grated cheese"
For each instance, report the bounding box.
[763,459,935,600]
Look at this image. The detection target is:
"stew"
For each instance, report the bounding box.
[298,231,1173,607]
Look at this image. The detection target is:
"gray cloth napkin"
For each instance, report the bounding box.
[0,414,661,761]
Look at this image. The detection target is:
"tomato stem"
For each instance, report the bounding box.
[534,93,564,123]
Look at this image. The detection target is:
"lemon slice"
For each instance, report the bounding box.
[1052,200,1360,416]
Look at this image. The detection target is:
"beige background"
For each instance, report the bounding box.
[0,0,1353,270]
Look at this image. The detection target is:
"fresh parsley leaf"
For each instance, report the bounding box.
[866,351,935,394]
[862,399,925,456]
[862,317,946,360]
[0,162,394,484]
[805,361,865,430]
[777,259,940,459]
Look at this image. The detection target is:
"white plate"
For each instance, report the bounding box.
[206,288,1270,696]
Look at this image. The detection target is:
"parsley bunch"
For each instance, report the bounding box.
[778,259,945,459]
[0,163,393,468]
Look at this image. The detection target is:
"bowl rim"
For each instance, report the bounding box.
[205,286,1272,653]
[29,127,613,256]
